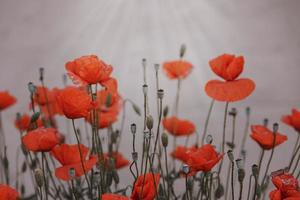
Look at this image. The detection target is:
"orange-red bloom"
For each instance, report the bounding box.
[66,55,113,85]
[0,91,16,111]
[51,144,97,181]
[86,89,121,128]
[56,86,93,119]
[269,172,300,200]
[187,144,223,172]
[15,113,43,132]
[102,193,130,200]
[250,125,287,150]
[33,86,56,106]
[205,54,255,102]
[171,145,197,163]
[282,108,300,132]
[162,116,195,136]
[131,173,160,200]
[0,184,19,200]
[104,152,129,169]
[22,127,62,152]
[163,60,193,79]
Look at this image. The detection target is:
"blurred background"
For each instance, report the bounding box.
[0,0,300,197]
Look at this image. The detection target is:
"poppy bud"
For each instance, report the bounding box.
[69,167,75,178]
[252,164,259,177]
[273,123,279,133]
[132,152,138,161]
[181,164,190,174]
[161,132,168,147]
[28,82,36,94]
[130,123,137,134]
[146,115,154,130]
[143,84,148,96]
[206,134,213,144]
[227,150,234,162]
[34,169,44,187]
[179,44,186,58]
[157,89,164,99]
[229,108,237,116]
[246,107,250,116]
[105,93,112,108]
[263,118,269,127]
[154,63,159,72]
[131,103,141,116]
[236,158,244,169]
[163,106,169,118]
[39,67,44,81]
[238,168,245,183]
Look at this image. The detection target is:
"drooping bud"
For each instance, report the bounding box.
[163,106,169,118]
[157,89,164,99]
[252,164,259,177]
[273,123,279,133]
[27,82,36,94]
[179,44,186,58]
[146,115,154,130]
[227,150,234,162]
[143,84,148,96]
[263,118,269,127]
[161,132,168,147]
[130,123,137,134]
[238,168,245,183]
[39,67,44,81]
[34,169,44,187]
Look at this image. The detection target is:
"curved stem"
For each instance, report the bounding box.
[201,99,215,145]
[164,146,170,199]
[247,175,253,200]
[261,132,276,187]
[152,98,162,163]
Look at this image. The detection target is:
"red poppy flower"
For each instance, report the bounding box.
[250,125,287,150]
[162,116,195,136]
[102,193,130,200]
[104,152,129,169]
[0,184,19,200]
[131,173,160,200]
[66,55,113,85]
[51,144,97,181]
[86,89,121,128]
[163,60,193,79]
[22,127,62,152]
[282,108,300,132]
[269,173,300,200]
[205,54,255,102]
[15,113,43,132]
[56,86,93,119]
[171,145,197,163]
[0,91,16,111]
[187,144,223,172]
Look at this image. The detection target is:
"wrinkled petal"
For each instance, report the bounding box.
[163,60,193,79]
[163,116,195,136]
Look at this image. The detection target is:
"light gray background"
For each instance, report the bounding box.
[1,0,300,198]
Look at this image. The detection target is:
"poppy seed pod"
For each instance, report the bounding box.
[39,67,44,81]
[181,164,190,174]
[69,167,75,178]
[163,106,169,118]
[130,123,137,134]
[143,84,148,96]
[161,132,168,147]
[157,89,164,99]
[34,169,44,187]
[179,44,186,58]
[146,115,154,130]
[132,152,138,161]
[154,63,159,71]
[206,134,213,144]
[238,168,245,183]
[227,150,234,162]
[273,123,279,133]
[27,82,36,94]
[252,164,259,177]
[263,118,269,127]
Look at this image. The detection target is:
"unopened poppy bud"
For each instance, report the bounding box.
[28,82,36,94]
[236,159,244,169]
[179,44,186,58]
[131,103,141,116]
[227,150,234,162]
[181,164,190,174]
[130,123,137,134]
[146,115,154,130]
[252,164,259,177]
[163,106,169,118]
[206,134,213,144]
[39,67,44,81]
[246,107,250,116]
[157,89,164,99]
[154,63,159,71]
[229,108,237,116]
[34,169,44,187]
[238,168,245,183]
[69,167,75,178]
[132,152,138,161]
[105,93,112,107]
[273,123,279,133]
[263,118,269,127]
[161,132,168,147]
[143,84,148,96]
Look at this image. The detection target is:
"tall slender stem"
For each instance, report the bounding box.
[201,99,215,145]
[247,175,253,200]
[41,152,49,200]
[174,79,181,117]
[218,102,229,175]
[152,98,162,163]
[164,146,170,199]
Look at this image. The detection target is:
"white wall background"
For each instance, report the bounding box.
[0,0,300,198]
